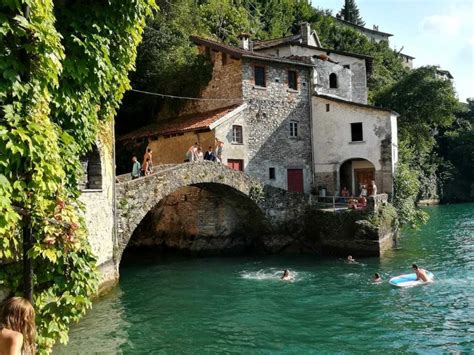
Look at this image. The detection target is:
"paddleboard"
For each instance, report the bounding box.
[389,272,434,287]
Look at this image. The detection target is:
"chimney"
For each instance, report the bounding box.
[238,33,251,51]
[373,25,379,31]
[300,22,311,45]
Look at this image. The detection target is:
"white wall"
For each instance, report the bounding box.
[312,96,398,194]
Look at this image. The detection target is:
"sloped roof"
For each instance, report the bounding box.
[119,105,242,141]
[191,36,315,67]
[253,34,373,61]
[333,17,394,37]
[315,94,399,116]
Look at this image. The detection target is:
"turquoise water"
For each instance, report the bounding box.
[56,204,473,354]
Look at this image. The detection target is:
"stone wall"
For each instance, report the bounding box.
[79,121,118,291]
[178,48,243,115]
[115,161,263,262]
[242,59,313,193]
[256,44,369,104]
[126,185,270,255]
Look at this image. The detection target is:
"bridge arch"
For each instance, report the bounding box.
[115,162,268,264]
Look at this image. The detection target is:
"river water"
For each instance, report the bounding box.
[56,204,473,354]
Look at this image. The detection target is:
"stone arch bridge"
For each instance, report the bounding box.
[115,161,307,265]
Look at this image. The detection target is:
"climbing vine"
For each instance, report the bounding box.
[0,0,156,353]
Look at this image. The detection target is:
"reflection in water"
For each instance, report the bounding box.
[55,204,474,353]
[55,288,128,354]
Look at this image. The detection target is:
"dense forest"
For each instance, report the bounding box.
[116,0,473,222]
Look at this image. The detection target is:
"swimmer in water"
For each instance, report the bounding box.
[347,255,356,263]
[412,264,431,282]
[281,269,292,281]
[373,273,382,282]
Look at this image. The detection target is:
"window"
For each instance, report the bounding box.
[254,66,266,87]
[290,121,298,137]
[205,47,211,58]
[326,104,330,112]
[351,122,363,142]
[227,159,244,171]
[288,70,298,90]
[269,167,276,180]
[329,73,338,88]
[79,144,102,190]
[232,125,243,144]
[343,64,351,69]
[222,53,227,66]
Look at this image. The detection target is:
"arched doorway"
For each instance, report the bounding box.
[121,182,271,261]
[339,158,375,196]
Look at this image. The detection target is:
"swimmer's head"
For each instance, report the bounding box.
[374,273,380,279]
[347,255,353,260]
[283,270,289,277]
[412,264,418,270]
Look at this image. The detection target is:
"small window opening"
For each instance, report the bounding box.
[288,70,298,90]
[329,73,338,88]
[269,167,276,180]
[79,144,102,190]
[232,125,243,144]
[326,104,330,112]
[290,121,298,137]
[351,122,363,142]
[254,66,266,87]
[222,53,227,66]
[343,64,351,69]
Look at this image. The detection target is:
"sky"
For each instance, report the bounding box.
[311,0,474,102]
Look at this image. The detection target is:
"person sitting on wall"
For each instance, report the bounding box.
[370,180,377,196]
[348,198,358,209]
[341,186,350,203]
[204,146,216,162]
[357,195,367,209]
[360,184,368,197]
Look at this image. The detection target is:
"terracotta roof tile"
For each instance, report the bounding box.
[119,105,240,141]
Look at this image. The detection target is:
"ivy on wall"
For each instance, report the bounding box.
[0,0,156,352]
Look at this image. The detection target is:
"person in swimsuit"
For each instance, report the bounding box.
[281,270,292,281]
[373,273,382,282]
[412,264,430,282]
[0,297,36,355]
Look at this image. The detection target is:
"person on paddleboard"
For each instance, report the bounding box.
[412,264,430,282]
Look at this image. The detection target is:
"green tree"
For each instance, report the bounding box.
[339,0,365,26]
[0,0,156,352]
[374,66,459,155]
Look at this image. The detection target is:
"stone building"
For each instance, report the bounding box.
[333,16,393,43]
[120,23,398,196]
[78,121,117,290]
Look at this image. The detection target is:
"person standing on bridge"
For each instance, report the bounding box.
[142,148,153,173]
[215,139,224,163]
[131,156,141,179]
[204,146,216,161]
[196,147,204,162]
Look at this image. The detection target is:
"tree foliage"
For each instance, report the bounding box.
[0,0,156,352]
[374,66,459,155]
[339,0,365,26]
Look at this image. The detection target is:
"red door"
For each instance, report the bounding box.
[287,169,304,192]
[227,159,244,171]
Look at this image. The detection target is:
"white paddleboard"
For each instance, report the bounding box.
[389,272,434,287]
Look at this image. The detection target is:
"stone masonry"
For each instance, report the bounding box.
[242,60,313,193]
